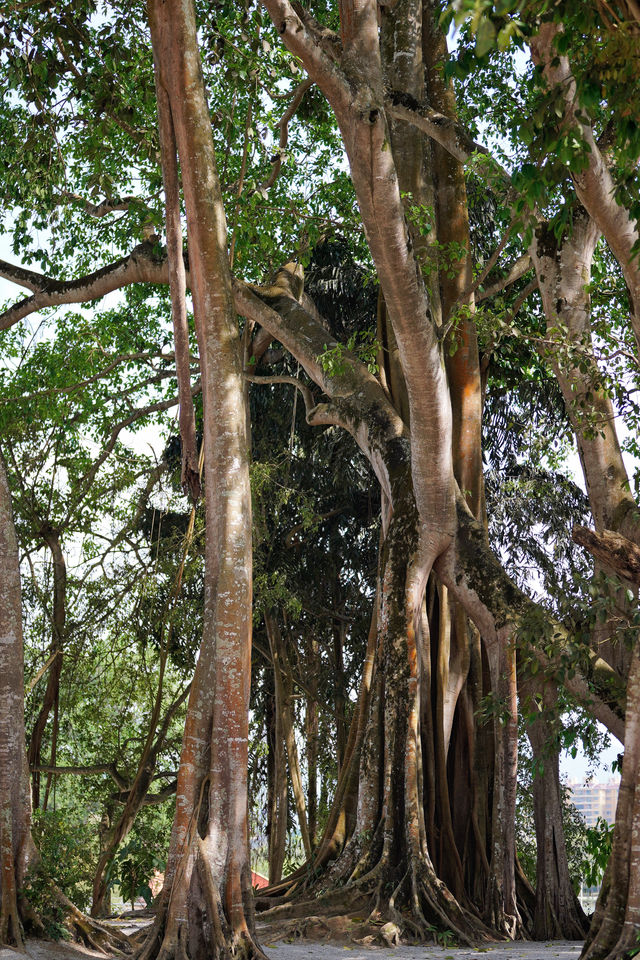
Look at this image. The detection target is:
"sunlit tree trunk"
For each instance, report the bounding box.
[531,211,638,679]
[142,2,261,957]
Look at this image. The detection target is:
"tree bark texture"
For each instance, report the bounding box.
[529,23,640,357]
[0,451,32,949]
[582,643,640,960]
[143,2,261,957]
[532,209,638,679]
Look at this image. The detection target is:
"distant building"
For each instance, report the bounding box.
[569,779,619,826]
[251,871,269,890]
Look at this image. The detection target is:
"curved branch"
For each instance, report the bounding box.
[573,525,640,584]
[53,191,145,218]
[476,254,533,303]
[386,92,511,189]
[0,241,168,331]
[529,23,640,352]
[259,78,314,192]
[245,373,316,420]
[262,0,349,110]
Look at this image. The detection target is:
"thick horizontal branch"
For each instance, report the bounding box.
[386,91,510,188]
[0,240,168,330]
[573,525,640,584]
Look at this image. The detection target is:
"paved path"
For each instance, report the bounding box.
[262,941,583,960]
[0,938,583,960]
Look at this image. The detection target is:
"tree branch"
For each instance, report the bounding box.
[245,373,316,421]
[476,254,533,303]
[0,241,168,331]
[386,92,511,189]
[529,23,640,353]
[262,0,349,109]
[573,525,640,584]
[32,763,128,790]
[53,191,145,218]
[259,78,314,192]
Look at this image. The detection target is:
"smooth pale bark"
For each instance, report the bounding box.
[531,209,638,678]
[530,23,640,356]
[263,0,456,570]
[143,2,260,958]
[531,213,636,539]
[421,4,516,932]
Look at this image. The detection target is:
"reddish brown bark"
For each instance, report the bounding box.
[0,451,32,949]
[143,1,261,957]
[154,69,200,502]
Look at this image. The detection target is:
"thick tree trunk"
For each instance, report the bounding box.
[143,2,262,957]
[522,676,588,940]
[532,211,638,679]
[0,451,32,949]
[582,643,640,960]
[311,484,490,944]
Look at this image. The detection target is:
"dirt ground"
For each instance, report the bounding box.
[0,937,583,960]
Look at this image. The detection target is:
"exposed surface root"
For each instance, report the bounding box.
[257,853,494,950]
[55,889,132,955]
